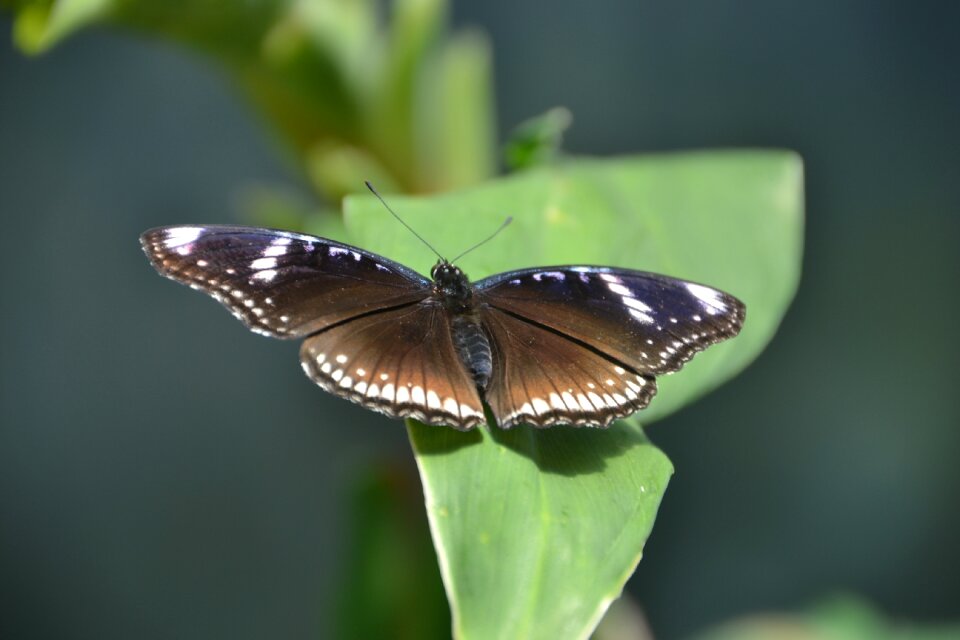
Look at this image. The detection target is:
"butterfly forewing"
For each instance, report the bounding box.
[482,307,657,428]
[300,302,486,430]
[141,226,431,338]
[477,267,745,376]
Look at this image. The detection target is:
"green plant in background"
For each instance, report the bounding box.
[4,1,805,639]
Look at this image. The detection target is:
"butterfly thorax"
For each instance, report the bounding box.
[430,261,492,392]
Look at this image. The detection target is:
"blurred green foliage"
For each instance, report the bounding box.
[689,595,960,640]
[503,106,572,171]
[336,464,450,640]
[7,0,495,200]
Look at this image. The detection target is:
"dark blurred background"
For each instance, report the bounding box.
[2,2,958,639]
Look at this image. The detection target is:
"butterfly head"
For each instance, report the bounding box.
[431,260,472,305]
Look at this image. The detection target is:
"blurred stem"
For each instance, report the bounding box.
[6,0,497,201]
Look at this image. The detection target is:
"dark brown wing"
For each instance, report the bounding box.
[476,266,744,375]
[481,307,657,429]
[300,301,486,430]
[141,226,432,338]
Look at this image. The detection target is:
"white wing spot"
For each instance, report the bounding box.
[686,283,727,314]
[380,373,389,381]
[336,354,348,364]
[532,398,550,415]
[411,386,426,406]
[355,368,366,377]
[264,238,292,256]
[163,227,203,248]
[250,257,277,270]
[533,271,565,282]
[577,393,593,411]
[624,297,653,313]
[252,269,277,281]
[443,397,460,415]
[461,404,484,419]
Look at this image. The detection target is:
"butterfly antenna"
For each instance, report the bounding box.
[365,181,445,261]
[450,216,513,263]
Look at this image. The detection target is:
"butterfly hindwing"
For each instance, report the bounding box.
[141,226,432,339]
[482,307,657,429]
[300,301,486,430]
[477,266,745,377]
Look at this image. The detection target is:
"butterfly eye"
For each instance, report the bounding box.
[431,263,457,282]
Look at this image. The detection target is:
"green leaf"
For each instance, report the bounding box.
[345,150,803,423]
[410,419,671,640]
[343,150,804,639]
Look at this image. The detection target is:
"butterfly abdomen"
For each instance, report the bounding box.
[451,313,492,391]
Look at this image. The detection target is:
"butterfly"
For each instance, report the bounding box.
[141,195,744,430]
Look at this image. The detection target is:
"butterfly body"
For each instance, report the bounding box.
[142,225,745,430]
[426,261,493,391]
